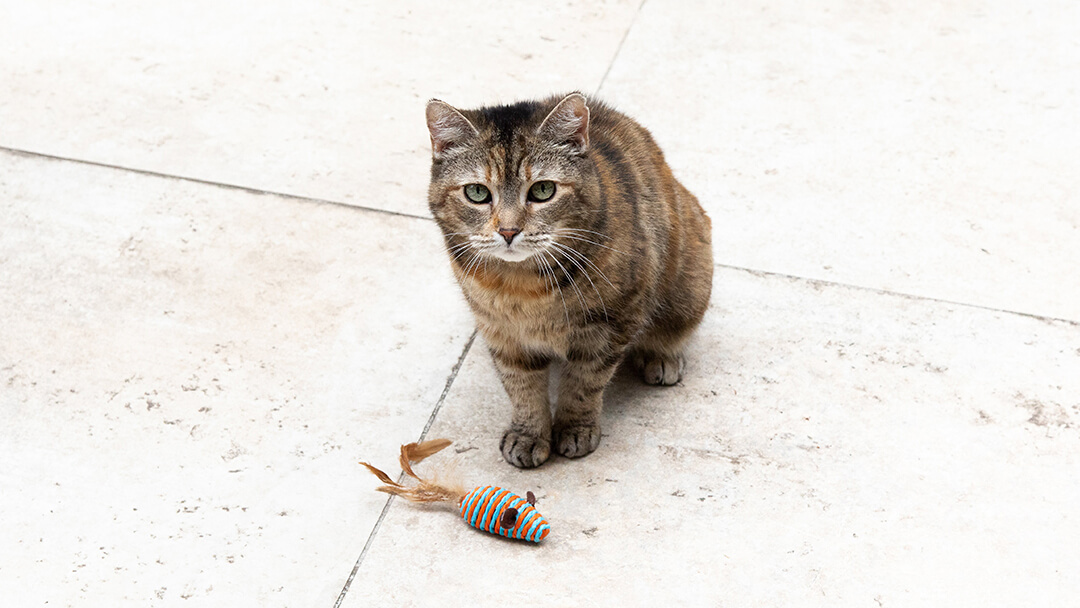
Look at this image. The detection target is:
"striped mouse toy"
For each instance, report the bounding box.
[360,439,550,543]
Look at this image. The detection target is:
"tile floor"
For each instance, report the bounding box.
[1,1,1077,606]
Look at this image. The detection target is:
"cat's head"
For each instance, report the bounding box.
[425,93,600,265]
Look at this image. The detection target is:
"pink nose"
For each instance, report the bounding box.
[498,227,521,245]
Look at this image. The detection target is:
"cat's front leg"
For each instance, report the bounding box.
[490,347,553,468]
[554,344,624,459]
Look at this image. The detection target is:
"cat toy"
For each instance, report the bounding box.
[360,439,551,543]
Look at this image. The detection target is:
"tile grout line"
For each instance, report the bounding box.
[418,329,479,441]
[716,262,1080,326]
[594,0,647,96]
[331,329,477,608]
[0,145,431,222]
[4,145,1071,326]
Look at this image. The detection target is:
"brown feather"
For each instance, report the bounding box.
[360,439,464,504]
[409,438,454,459]
[399,439,452,480]
[359,462,400,487]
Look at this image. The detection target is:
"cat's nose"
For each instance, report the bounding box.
[497,227,521,245]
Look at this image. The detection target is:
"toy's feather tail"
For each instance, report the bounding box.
[360,439,463,504]
[399,438,451,480]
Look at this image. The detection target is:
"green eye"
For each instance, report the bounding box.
[528,180,556,202]
[463,184,491,203]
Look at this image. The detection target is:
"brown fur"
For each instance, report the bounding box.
[425,93,712,468]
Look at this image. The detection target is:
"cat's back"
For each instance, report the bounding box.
[583,98,710,253]
[580,100,705,222]
[582,100,669,174]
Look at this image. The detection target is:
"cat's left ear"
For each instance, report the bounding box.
[426,100,479,159]
[538,93,590,154]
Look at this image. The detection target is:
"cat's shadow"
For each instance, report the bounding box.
[545,359,664,419]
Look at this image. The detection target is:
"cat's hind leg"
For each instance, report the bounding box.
[633,211,713,385]
[630,282,710,386]
[629,335,688,386]
[631,349,686,386]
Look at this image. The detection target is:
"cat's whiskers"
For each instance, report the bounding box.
[446,241,477,266]
[445,240,472,258]
[542,248,588,319]
[536,252,570,325]
[460,249,486,280]
[551,229,625,255]
[533,253,553,294]
[548,240,615,290]
[554,228,612,240]
[548,241,609,321]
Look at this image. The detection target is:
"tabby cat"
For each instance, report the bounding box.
[425,92,712,468]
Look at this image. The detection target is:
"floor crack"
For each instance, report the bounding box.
[595,0,648,95]
[332,329,477,608]
[0,145,431,221]
[714,262,1080,326]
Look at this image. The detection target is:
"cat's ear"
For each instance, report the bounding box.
[426,100,478,159]
[538,93,590,154]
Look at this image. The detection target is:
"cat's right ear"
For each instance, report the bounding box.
[538,93,589,155]
[426,100,478,160]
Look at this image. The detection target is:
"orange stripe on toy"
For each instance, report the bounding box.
[514,507,538,539]
[482,488,510,532]
[361,441,551,543]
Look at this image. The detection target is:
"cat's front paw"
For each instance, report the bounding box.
[554,424,601,459]
[500,429,551,469]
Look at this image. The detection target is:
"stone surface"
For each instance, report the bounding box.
[343,267,1080,607]
[0,150,474,605]
[600,0,1080,321]
[0,0,641,217]
[3,1,1079,606]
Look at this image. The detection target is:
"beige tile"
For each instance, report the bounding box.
[0,0,641,217]
[0,150,474,605]
[7,2,1080,605]
[342,267,1080,606]
[599,0,1080,320]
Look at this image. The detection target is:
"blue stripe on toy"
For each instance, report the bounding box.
[514,506,537,539]
[461,487,484,521]
[480,488,507,532]
[487,491,515,533]
[534,523,550,542]
[501,496,524,537]
[525,517,542,541]
[468,487,495,528]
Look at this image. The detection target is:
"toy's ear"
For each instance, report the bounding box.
[526,491,536,506]
[500,507,519,529]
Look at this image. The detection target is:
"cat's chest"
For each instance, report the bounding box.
[457,267,569,352]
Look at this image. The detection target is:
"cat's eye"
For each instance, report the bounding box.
[463,184,491,204]
[527,181,556,203]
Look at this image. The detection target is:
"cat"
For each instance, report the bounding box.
[425,92,712,468]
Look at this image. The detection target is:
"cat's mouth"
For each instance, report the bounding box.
[487,242,538,263]
[473,233,546,264]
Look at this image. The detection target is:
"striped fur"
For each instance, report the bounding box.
[458,485,551,543]
[427,93,713,468]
